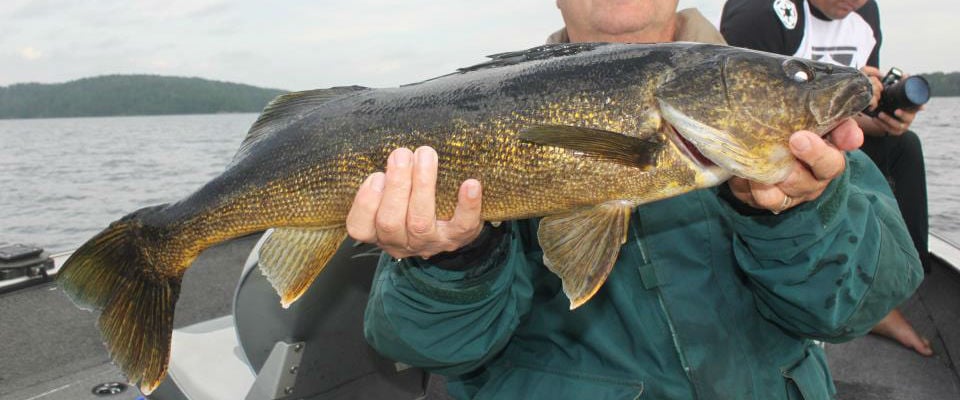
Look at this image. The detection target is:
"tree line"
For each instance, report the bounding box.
[0,75,288,119]
[919,72,960,97]
[2,72,956,120]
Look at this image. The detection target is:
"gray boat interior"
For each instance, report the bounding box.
[1,232,958,400]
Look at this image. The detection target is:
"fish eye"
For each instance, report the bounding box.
[782,60,815,83]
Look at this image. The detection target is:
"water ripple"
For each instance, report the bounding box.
[1,113,256,251]
[3,100,960,251]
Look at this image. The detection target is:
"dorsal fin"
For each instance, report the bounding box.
[402,43,611,87]
[232,86,369,163]
[458,43,609,73]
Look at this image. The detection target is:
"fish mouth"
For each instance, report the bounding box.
[811,75,873,128]
[657,98,735,172]
[661,116,734,185]
[665,123,716,168]
[657,98,784,184]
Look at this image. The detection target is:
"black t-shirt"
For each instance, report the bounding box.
[720,0,882,69]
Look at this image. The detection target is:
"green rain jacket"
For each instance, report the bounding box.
[364,150,923,400]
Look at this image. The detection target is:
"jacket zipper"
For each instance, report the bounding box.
[630,218,699,398]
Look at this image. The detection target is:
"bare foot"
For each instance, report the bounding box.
[870,308,934,356]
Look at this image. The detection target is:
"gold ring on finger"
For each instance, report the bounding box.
[772,194,793,215]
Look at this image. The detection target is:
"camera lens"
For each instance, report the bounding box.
[903,76,930,107]
[874,75,931,117]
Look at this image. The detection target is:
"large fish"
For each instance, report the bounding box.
[57,42,872,393]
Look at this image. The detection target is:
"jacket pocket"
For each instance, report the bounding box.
[781,348,836,400]
[474,363,645,400]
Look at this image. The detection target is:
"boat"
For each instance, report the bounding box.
[1,230,958,399]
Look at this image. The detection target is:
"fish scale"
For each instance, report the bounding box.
[56,42,872,393]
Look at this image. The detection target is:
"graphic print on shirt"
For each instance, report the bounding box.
[811,46,856,66]
[792,1,876,68]
[773,0,798,29]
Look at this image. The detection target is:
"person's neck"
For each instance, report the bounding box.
[566,18,677,43]
[808,2,832,21]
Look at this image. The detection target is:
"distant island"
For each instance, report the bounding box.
[919,72,960,97]
[1,71,957,120]
[0,75,288,119]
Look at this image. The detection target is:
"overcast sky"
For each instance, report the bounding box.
[2,1,957,90]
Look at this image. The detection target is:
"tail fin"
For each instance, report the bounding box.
[57,205,182,395]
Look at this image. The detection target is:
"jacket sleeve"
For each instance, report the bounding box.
[721,0,801,55]
[722,150,923,342]
[363,221,540,375]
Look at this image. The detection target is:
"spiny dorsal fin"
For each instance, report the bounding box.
[403,43,611,87]
[258,226,348,308]
[458,43,609,73]
[538,201,633,309]
[232,86,369,163]
[520,125,664,170]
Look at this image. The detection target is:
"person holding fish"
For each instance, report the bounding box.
[355,0,924,399]
[55,0,923,397]
[720,0,933,359]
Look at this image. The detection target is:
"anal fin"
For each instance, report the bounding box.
[258,226,348,308]
[538,201,633,309]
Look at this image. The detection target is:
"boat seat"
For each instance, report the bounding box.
[151,231,428,399]
[153,316,255,399]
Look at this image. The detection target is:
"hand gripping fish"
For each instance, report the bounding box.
[57,42,871,393]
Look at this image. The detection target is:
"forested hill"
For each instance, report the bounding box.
[921,72,960,97]
[3,72,957,120]
[0,75,288,119]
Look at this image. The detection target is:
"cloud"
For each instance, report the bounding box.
[149,58,176,69]
[19,46,43,60]
[5,0,75,19]
[1,0,956,89]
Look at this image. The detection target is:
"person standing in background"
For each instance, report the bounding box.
[721,0,933,357]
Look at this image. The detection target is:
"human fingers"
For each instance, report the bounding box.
[346,172,386,243]
[876,112,907,136]
[726,177,759,209]
[790,131,845,181]
[868,76,882,111]
[860,66,883,78]
[747,181,789,212]
[437,179,485,252]
[776,159,826,202]
[729,176,804,214]
[894,108,918,127]
[861,67,883,110]
[374,148,415,253]
[405,146,440,252]
[824,118,863,151]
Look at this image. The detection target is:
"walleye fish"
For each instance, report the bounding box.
[57,42,871,393]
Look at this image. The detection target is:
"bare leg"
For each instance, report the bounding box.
[870,308,933,356]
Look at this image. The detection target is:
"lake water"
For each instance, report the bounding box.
[1,99,959,252]
[0,114,257,252]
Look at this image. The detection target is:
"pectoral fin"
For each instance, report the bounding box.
[257,226,347,308]
[538,201,633,309]
[519,125,664,171]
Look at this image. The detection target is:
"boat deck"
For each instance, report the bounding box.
[1,235,958,400]
[0,235,258,400]
[826,252,960,399]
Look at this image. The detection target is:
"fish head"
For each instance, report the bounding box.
[654,45,872,184]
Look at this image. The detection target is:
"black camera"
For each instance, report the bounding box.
[866,67,931,120]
